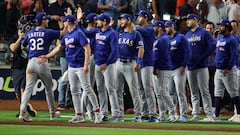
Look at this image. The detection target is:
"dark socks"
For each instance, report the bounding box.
[232,96,240,114]
[214,97,222,117]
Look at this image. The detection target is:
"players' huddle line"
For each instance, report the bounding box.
[14,8,240,124]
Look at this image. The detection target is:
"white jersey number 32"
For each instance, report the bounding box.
[29,38,44,51]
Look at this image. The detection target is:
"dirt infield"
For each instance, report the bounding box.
[0,100,239,132]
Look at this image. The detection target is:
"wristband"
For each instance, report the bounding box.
[136,57,143,64]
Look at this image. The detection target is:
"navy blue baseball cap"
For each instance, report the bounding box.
[217,19,232,31]
[86,13,97,23]
[152,20,165,29]
[35,12,50,23]
[138,10,152,20]
[187,14,198,21]
[97,14,110,23]
[165,21,176,28]
[119,13,134,22]
[217,19,231,26]
[62,15,76,23]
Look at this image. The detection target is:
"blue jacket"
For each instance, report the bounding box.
[61,27,89,68]
[85,28,96,55]
[153,33,171,70]
[215,34,238,70]
[136,25,155,68]
[94,27,118,65]
[79,24,118,66]
[234,35,240,70]
[169,32,191,70]
[185,27,215,70]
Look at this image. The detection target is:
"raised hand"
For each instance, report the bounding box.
[77,7,84,21]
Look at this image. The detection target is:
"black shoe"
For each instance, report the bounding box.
[141,115,150,122]
[16,112,20,117]
[27,104,37,117]
[102,115,108,121]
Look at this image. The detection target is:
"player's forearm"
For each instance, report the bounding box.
[10,37,22,52]
[151,0,158,14]
[119,4,127,12]
[46,45,62,59]
[60,26,67,38]
[98,4,110,10]
[84,44,91,67]
[137,47,144,58]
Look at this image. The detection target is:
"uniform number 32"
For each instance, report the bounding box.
[29,38,44,51]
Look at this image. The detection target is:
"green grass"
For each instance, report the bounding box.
[0,110,239,129]
[0,110,240,135]
[0,125,239,135]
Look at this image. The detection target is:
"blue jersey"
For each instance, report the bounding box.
[169,32,191,70]
[235,35,240,70]
[22,28,60,58]
[153,33,171,70]
[185,27,215,70]
[85,28,96,55]
[136,25,155,67]
[61,27,89,68]
[118,31,144,60]
[215,34,238,70]
[94,27,118,65]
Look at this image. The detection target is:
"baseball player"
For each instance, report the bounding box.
[81,13,98,121]
[165,21,191,122]
[185,13,215,122]
[152,20,176,122]
[136,10,158,122]
[214,19,240,122]
[39,14,102,124]
[115,13,144,122]
[77,9,121,122]
[229,20,240,121]
[19,12,65,122]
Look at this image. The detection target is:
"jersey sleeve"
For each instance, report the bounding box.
[106,31,118,65]
[21,31,30,47]
[47,29,61,41]
[135,31,144,49]
[77,30,89,47]
[181,35,191,67]
[60,34,66,47]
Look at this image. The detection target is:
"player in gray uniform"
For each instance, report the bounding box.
[136,10,158,122]
[39,14,102,124]
[152,20,176,122]
[214,19,240,122]
[165,21,190,122]
[116,13,144,122]
[19,12,66,122]
[81,13,98,121]
[185,14,215,122]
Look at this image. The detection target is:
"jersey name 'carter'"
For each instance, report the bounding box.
[28,32,45,38]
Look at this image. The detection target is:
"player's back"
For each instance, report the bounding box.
[22,28,60,58]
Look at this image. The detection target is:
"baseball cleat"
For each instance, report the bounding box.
[50,111,60,120]
[68,116,85,123]
[27,103,37,117]
[94,112,102,124]
[19,112,32,122]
